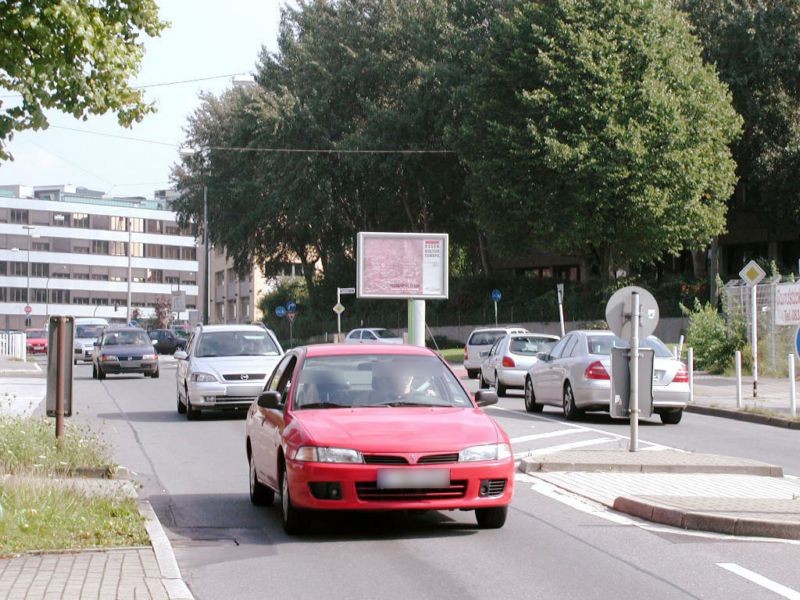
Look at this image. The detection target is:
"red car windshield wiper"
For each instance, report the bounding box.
[298,402,350,409]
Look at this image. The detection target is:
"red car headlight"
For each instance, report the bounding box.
[294,446,364,464]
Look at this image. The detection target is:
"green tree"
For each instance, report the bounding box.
[456,0,742,279]
[679,1,800,229]
[0,0,168,161]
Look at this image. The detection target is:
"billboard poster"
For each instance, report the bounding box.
[357,232,449,299]
[775,283,800,325]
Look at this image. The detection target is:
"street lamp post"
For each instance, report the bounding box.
[126,217,133,323]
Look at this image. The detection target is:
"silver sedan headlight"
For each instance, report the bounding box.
[459,443,512,462]
[191,372,217,383]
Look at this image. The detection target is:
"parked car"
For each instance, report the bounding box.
[175,324,283,419]
[245,343,513,534]
[344,328,403,344]
[479,333,560,396]
[92,326,159,380]
[74,317,108,364]
[523,330,688,424]
[148,329,188,354]
[463,327,529,379]
[24,328,48,354]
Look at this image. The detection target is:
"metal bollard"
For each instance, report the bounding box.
[688,347,694,403]
[790,354,796,418]
[735,350,742,409]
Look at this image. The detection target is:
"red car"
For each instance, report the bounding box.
[245,343,514,534]
[25,328,48,354]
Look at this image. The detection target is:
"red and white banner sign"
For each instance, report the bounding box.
[775,283,800,325]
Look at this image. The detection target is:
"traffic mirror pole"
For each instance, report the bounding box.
[629,292,640,452]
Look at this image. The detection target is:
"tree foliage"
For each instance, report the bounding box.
[0,0,168,161]
[456,0,741,279]
[679,1,800,226]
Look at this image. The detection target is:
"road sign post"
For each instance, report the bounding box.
[491,289,501,326]
[606,286,659,452]
[335,287,355,339]
[46,316,74,443]
[740,260,766,398]
[556,284,565,336]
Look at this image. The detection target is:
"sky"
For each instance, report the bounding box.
[0,0,285,199]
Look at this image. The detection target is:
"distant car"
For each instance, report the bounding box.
[463,327,529,379]
[74,318,109,364]
[524,330,688,424]
[344,328,403,344]
[92,326,159,380]
[148,329,187,354]
[479,333,560,396]
[245,343,513,534]
[175,324,284,420]
[25,328,48,354]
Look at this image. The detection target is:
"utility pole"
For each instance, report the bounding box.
[204,186,210,325]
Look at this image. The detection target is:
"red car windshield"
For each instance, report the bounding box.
[294,355,472,409]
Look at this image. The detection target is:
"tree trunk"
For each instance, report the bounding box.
[691,248,708,279]
[476,226,491,276]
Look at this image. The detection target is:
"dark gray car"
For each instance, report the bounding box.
[93,327,159,380]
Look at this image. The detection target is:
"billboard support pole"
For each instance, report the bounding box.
[336,288,342,338]
[408,299,425,347]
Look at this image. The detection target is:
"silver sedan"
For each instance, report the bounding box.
[479,333,559,396]
[523,330,688,424]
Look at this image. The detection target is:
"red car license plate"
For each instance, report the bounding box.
[377,468,450,489]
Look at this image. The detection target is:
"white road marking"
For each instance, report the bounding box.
[717,563,800,599]
[517,437,618,459]
[509,429,583,444]
[516,475,800,545]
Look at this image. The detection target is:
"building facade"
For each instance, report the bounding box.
[0,184,199,330]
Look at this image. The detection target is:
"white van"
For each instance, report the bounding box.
[73,317,109,364]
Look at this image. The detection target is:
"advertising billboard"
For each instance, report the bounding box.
[357,232,449,299]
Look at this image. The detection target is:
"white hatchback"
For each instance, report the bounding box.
[479,333,560,395]
[463,327,529,379]
[175,324,283,420]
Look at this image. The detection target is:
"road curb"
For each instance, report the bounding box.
[686,404,800,430]
[138,500,194,600]
[520,460,782,477]
[612,496,800,540]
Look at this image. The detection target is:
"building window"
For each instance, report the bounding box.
[181,247,196,261]
[10,209,28,224]
[181,278,196,286]
[227,268,236,282]
[91,298,109,306]
[73,272,90,280]
[73,245,90,254]
[146,220,162,234]
[164,246,180,260]
[165,276,179,285]
[52,271,70,279]
[92,240,109,255]
[146,270,163,283]
[10,262,26,276]
[165,224,180,235]
[90,274,109,281]
[131,242,143,257]
[215,271,224,286]
[31,263,49,277]
[72,213,89,228]
[110,241,127,256]
[129,218,143,233]
[0,262,5,276]
[10,288,26,302]
[32,289,47,303]
[51,290,70,304]
[0,288,6,302]
[145,245,163,258]
[31,242,49,251]
[73,297,90,305]
[111,216,127,232]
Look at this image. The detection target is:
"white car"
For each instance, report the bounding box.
[524,330,688,424]
[175,324,283,420]
[479,333,560,396]
[344,328,403,344]
[73,317,108,364]
[463,327,529,379]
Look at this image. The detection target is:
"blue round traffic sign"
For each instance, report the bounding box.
[286,300,297,313]
[795,326,800,360]
[275,306,287,318]
[491,289,502,303]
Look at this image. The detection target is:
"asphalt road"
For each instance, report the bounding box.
[68,358,800,600]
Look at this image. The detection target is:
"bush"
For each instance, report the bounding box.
[682,299,747,374]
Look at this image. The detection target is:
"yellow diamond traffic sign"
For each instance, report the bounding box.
[739,260,766,286]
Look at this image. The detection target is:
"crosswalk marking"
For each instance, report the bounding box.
[509,429,583,444]
[717,563,800,599]
[514,437,616,459]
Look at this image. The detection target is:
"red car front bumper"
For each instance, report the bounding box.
[286,458,514,511]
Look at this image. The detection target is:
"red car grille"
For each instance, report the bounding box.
[355,480,467,501]
[363,455,408,465]
[417,453,459,464]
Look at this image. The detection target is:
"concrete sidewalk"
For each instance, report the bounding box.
[690,373,800,428]
[520,449,800,540]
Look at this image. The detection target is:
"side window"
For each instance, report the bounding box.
[186,333,197,356]
[267,354,294,392]
[488,340,501,356]
[364,331,377,340]
[276,357,298,401]
[567,336,584,357]
[349,330,361,340]
[563,335,579,358]
[549,335,572,359]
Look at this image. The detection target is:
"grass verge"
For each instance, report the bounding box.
[741,405,800,422]
[0,416,110,476]
[0,479,148,555]
[438,348,464,364]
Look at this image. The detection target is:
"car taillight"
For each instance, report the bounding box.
[672,363,689,383]
[584,361,610,380]
[502,356,515,368]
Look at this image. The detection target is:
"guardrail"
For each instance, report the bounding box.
[0,332,27,361]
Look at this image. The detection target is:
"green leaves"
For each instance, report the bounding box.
[0,0,168,160]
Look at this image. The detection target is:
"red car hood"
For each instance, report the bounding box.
[293,407,502,453]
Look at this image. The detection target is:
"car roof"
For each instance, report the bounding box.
[198,324,271,333]
[104,326,146,333]
[305,343,435,358]
[509,332,559,339]
[470,327,527,334]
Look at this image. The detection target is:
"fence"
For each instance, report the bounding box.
[721,277,798,375]
[0,332,27,361]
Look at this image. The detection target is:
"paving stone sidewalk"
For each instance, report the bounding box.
[520,450,800,540]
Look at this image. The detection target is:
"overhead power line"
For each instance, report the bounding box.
[49,125,456,155]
